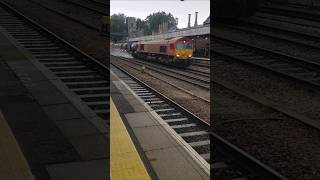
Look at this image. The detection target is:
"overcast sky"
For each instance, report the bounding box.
[110,0,210,29]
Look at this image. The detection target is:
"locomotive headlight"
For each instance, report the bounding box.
[176,54,180,57]
[188,54,192,57]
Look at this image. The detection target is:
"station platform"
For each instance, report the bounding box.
[0,25,107,179]
[110,67,210,180]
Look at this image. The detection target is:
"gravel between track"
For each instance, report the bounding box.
[111,56,210,122]
[214,56,320,120]
[213,9,320,179]
[213,22,320,63]
[213,82,320,180]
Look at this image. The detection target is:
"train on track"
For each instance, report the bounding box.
[213,0,261,18]
[117,37,194,67]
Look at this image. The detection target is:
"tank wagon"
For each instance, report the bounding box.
[213,0,260,18]
[119,43,127,50]
[131,37,193,67]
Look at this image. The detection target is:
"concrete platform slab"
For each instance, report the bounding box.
[0,101,44,125]
[27,81,69,105]
[145,147,209,180]
[0,43,28,61]
[88,116,108,134]
[111,93,135,114]
[132,104,149,112]
[123,94,138,101]
[55,118,100,137]
[0,28,31,61]
[69,134,108,160]
[43,103,83,121]
[0,61,28,96]
[130,125,177,151]
[46,160,107,180]
[127,97,146,106]
[7,59,47,82]
[125,112,160,128]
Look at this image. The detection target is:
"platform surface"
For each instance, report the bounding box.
[0,25,107,180]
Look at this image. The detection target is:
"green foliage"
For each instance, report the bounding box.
[135,18,148,36]
[145,11,177,33]
[136,18,144,30]
[110,11,177,37]
[110,13,127,34]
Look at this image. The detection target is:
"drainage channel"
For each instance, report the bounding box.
[0,4,109,121]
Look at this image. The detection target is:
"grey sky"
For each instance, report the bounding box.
[110,0,210,29]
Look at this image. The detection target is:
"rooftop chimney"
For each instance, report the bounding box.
[194,12,198,26]
[188,14,191,28]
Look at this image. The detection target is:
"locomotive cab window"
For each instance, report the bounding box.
[176,43,184,50]
[176,42,192,50]
[170,44,174,50]
[140,44,144,50]
[160,46,167,53]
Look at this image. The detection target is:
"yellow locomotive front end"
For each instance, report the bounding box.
[174,39,193,66]
[175,49,193,60]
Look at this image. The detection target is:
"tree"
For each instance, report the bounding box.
[145,11,177,34]
[136,18,144,30]
[110,13,127,34]
[136,18,151,35]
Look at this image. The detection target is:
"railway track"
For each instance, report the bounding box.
[192,57,210,68]
[212,35,320,90]
[25,0,101,31]
[112,55,210,90]
[259,3,320,23]
[82,0,107,8]
[111,63,287,179]
[213,35,320,130]
[253,11,320,32]
[63,0,107,14]
[111,55,210,108]
[0,2,109,118]
[111,64,211,161]
[215,19,320,50]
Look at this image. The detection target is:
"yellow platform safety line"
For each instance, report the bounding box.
[110,97,151,180]
[0,110,35,180]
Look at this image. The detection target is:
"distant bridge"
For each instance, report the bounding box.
[128,24,210,42]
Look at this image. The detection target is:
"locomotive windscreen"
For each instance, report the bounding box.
[176,42,193,50]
